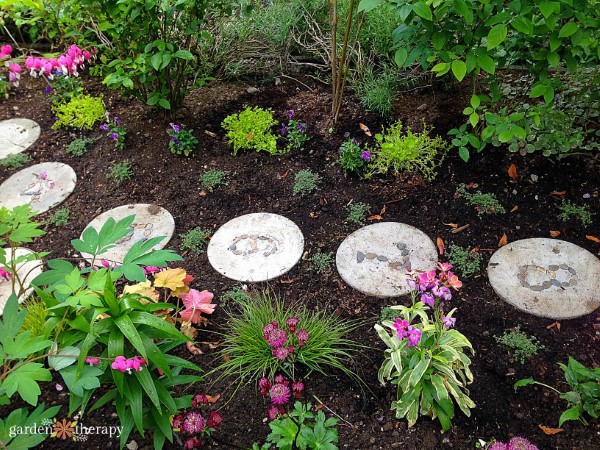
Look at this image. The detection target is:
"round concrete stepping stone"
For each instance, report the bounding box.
[336,222,438,298]
[0,162,76,215]
[0,247,43,315]
[207,213,304,282]
[0,118,41,159]
[488,238,600,319]
[81,204,175,265]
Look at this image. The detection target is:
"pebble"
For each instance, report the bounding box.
[377,255,388,261]
[382,422,394,432]
[357,251,365,262]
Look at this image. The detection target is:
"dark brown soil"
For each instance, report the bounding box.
[1,72,599,450]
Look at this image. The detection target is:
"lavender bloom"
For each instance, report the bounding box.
[170,136,181,146]
[343,132,350,139]
[170,123,180,133]
[288,110,294,120]
[361,151,371,162]
[44,85,52,94]
[442,316,456,329]
[280,124,286,135]
[110,133,119,141]
[100,124,109,132]
[114,116,122,126]
[297,122,306,132]
[406,327,422,347]
[421,292,435,307]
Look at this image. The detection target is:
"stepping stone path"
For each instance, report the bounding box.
[488,238,600,319]
[0,162,76,214]
[0,247,43,315]
[0,118,41,159]
[81,204,175,265]
[207,213,304,282]
[336,222,438,298]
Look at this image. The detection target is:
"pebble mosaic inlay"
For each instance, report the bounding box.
[336,222,437,298]
[0,247,43,315]
[488,238,600,319]
[0,118,41,159]
[0,162,77,214]
[207,213,304,282]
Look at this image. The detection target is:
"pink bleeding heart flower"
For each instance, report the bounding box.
[179,289,216,324]
[0,267,11,281]
[85,356,99,365]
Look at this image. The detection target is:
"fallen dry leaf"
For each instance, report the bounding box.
[465,182,477,189]
[470,245,480,254]
[443,223,459,229]
[314,404,325,411]
[278,169,290,179]
[546,321,561,331]
[586,235,600,243]
[550,191,566,196]
[186,341,203,355]
[380,204,387,215]
[367,215,382,221]
[538,424,564,435]
[359,122,372,136]
[498,233,508,247]
[437,237,444,255]
[508,164,518,182]
[510,205,519,212]
[205,394,221,404]
[550,230,561,237]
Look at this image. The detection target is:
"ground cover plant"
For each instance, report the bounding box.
[0,7,599,448]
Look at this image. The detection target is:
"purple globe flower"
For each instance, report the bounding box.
[269,383,291,405]
[361,151,371,162]
[182,412,205,434]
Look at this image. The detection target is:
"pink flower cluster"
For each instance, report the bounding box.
[259,374,304,420]
[263,318,309,361]
[407,263,462,308]
[488,437,539,450]
[111,355,147,374]
[393,319,422,347]
[172,394,223,450]
[25,44,95,79]
[0,267,11,281]
[0,45,22,86]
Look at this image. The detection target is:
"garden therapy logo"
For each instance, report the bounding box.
[9,417,122,441]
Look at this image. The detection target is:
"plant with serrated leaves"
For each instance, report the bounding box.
[180,227,211,254]
[445,244,482,278]
[51,94,105,130]
[495,326,544,364]
[0,403,61,449]
[376,266,474,430]
[515,356,600,426]
[345,202,370,225]
[557,200,593,227]
[66,136,97,156]
[306,251,334,275]
[106,161,134,185]
[222,106,280,155]
[47,207,70,227]
[293,170,321,196]
[253,402,340,450]
[0,153,31,169]
[200,169,229,192]
[456,184,505,216]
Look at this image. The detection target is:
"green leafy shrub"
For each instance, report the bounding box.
[180,227,211,254]
[346,202,370,225]
[352,65,400,117]
[216,290,362,383]
[106,161,134,185]
[48,73,83,105]
[167,123,198,156]
[66,136,97,156]
[306,251,334,275]
[47,207,70,227]
[445,244,483,278]
[293,169,321,196]
[368,121,449,181]
[557,200,593,227]
[51,94,105,130]
[0,403,61,449]
[0,153,31,169]
[456,184,506,215]
[222,106,279,155]
[339,135,369,176]
[495,326,544,364]
[200,169,229,192]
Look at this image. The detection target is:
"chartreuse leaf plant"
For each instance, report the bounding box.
[27,214,209,449]
[375,264,474,431]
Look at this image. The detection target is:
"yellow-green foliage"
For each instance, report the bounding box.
[222,106,279,155]
[19,296,49,339]
[52,94,106,130]
[369,121,449,181]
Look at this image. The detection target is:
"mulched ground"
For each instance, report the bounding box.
[1,71,599,450]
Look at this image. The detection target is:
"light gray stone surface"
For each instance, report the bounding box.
[336,222,438,297]
[81,204,175,265]
[0,118,41,158]
[0,247,43,315]
[0,162,76,214]
[488,238,600,319]
[207,213,304,282]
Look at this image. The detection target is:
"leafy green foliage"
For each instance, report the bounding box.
[379,307,403,322]
[456,184,505,215]
[445,244,482,278]
[222,106,279,155]
[352,65,400,117]
[66,136,97,156]
[51,94,106,130]
[220,287,252,307]
[345,202,370,225]
[282,112,310,151]
[47,207,70,227]
[19,297,49,339]
[557,200,593,227]
[293,170,321,196]
[167,123,198,156]
[339,136,369,176]
[0,153,31,169]
[368,121,449,181]
[106,161,134,185]
[515,357,600,426]
[200,169,229,192]
[0,403,61,449]
[306,251,335,275]
[179,227,211,254]
[495,326,544,364]
[48,73,83,105]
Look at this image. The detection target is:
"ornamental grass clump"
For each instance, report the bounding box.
[216,290,362,384]
[375,263,475,431]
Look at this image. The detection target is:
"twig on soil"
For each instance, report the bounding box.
[311,395,354,428]
[278,74,314,92]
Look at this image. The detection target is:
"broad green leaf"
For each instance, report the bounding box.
[538,1,560,18]
[558,406,580,426]
[487,24,507,50]
[476,54,495,75]
[458,147,470,162]
[558,21,578,38]
[469,112,479,127]
[3,332,52,360]
[498,129,514,143]
[432,62,451,76]
[158,98,171,109]
[48,346,80,371]
[173,50,194,60]
[451,60,467,81]
[432,32,447,50]
[453,0,473,24]
[3,363,52,405]
[547,51,560,67]
[151,53,162,71]
[512,16,534,34]
[60,365,103,397]
[529,83,547,98]
[413,2,433,20]
[470,95,481,109]
[0,294,26,340]
[395,48,408,67]
[357,0,384,12]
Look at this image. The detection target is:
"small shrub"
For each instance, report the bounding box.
[52,94,106,130]
[180,227,212,254]
[557,200,593,227]
[346,202,370,225]
[47,207,70,227]
[168,123,198,157]
[368,121,449,181]
[293,169,320,196]
[222,106,279,155]
[495,326,544,364]
[106,161,134,185]
[445,244,483,278]
[456,183,506,215]
[200,169,229,192]
[339,135,370,176]
[66,136,97,156]
[306,251,334,275]
[0,153,31,169]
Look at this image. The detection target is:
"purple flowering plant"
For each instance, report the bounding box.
[281,110,310,151]
[100,112,126,150]
[171,393,224,449]
[375,263,475,431]
[167,122,198,156]
[339,134,369,176]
